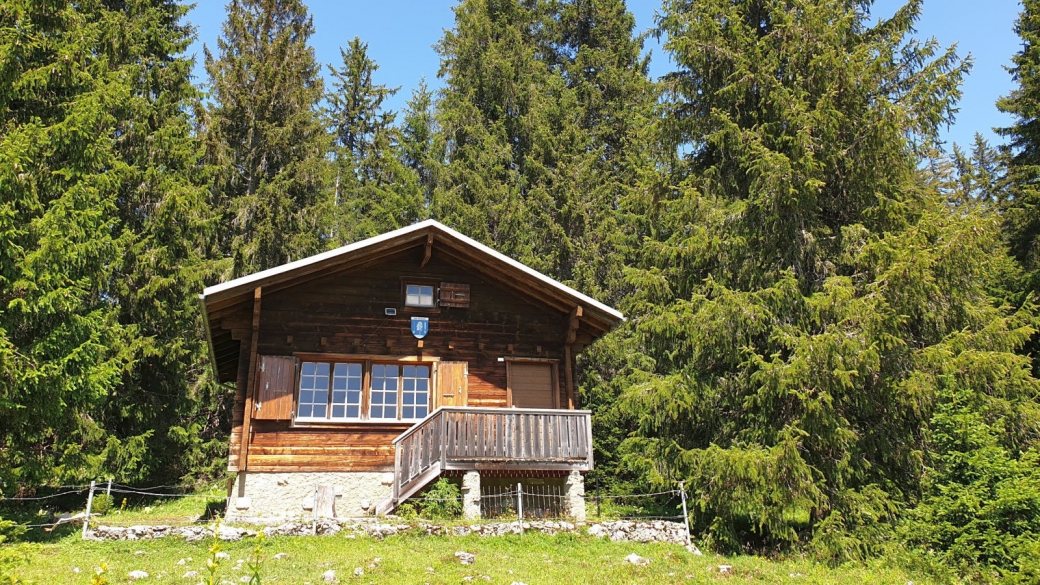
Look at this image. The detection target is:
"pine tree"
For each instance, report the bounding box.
[618,0,1039,555]
[326,37,425,243]
[201,0,331,276]
[0,0,216,485]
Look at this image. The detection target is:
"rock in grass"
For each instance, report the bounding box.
[273,552,288,559]
[455,551,476,565]
[685,544,703,556]
[353,567,364,577]
[624,553,649,566]
[322,569,336,583]
[128,570,149,580]
[718,564,733,574]
[182,571,199,579]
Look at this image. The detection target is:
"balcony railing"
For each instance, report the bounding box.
[380,407,593,512]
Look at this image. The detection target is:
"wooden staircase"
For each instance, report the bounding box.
[375,406,593,516]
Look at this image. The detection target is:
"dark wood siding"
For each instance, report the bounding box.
[226,249,573,472]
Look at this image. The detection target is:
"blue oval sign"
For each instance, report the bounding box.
[411,316,429,339]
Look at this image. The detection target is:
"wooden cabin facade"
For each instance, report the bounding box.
[201,220,623,520]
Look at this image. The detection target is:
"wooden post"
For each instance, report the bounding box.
[239,287,262,471]
[105,479,112,497]
[563,345,575,409]
[563,306,582,410]
[679,481,691,546]
[82,480,95,539]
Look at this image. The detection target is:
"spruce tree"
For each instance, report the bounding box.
[0,0,216,485]
[619,0,1039,555]
[434,0,657,292]
[998,0,1040,274]
[326,37,425,243]
[201,0,330,276]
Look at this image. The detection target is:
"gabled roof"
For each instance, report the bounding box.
[202,219,622,321]
[200,220,624,382]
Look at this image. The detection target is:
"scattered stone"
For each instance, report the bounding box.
[176,559,186,566]
[128,570,149,580]
[322,569,336,583]
[239,577,250,583]
[215,552,231,560]
[511,582,528,585]
[88,518,687,545]
[685,544,703,556]
[353,567,364,577]
[182,571,199,579]
[624,553,650,566]
[455,551,476,565]
[717,564,733,575]
[72,568,81,573]
[134,550,146,555]
[273,553,288,559]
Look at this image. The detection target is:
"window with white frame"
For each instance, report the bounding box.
[401,365,430,420]
[369,364,399,420]
[405,284,435,307]
[296,360,431,422]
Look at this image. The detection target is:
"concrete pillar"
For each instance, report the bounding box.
[564,470,586,521]
[461,471,481,520]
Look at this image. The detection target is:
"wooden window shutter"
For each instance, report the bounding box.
[439,282,470,308]
[253,355,297,420]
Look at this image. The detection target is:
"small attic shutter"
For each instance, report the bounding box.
[254,355,297,420]
[439,282,471,308]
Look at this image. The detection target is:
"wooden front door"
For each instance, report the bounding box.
[434,361,468,408]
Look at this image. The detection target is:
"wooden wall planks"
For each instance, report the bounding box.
[223,248,582,473]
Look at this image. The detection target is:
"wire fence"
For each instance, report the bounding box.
[2,477,692,544]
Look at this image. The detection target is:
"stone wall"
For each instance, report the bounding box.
[229,471,393,520]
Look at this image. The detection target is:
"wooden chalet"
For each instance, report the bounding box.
[200,219,623,519]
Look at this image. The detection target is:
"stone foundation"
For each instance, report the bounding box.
[564,470,586,521]
[461,471,481,520]
[228,471,393,520]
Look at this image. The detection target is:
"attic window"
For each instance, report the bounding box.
[405,284,435,307]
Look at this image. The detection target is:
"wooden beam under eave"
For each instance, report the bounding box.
[565,305,583,345]
[239,287,262,472]
[420,231,434,268]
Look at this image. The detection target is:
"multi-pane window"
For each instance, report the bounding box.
[369,365,399,419]
[297,362,330,418]
[296,361,430,422]
[405,284,435,307]
[401,365,430,420]
[331,363,363,419]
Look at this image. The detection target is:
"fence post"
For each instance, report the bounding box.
[312,487,318,536]
[82,480,96,539]
[516,483,523,534]
[679,481,691,546]
[105,479,112,498]
[596,474,600,520]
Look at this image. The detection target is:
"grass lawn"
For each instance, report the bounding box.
[3,528,939,584]
[1,488,944,584]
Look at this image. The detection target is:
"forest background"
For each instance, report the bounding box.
[2,0,1040,581]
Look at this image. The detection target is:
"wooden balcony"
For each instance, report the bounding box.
[376,407,593,514]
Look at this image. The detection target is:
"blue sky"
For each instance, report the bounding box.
[186,0,1023,151]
